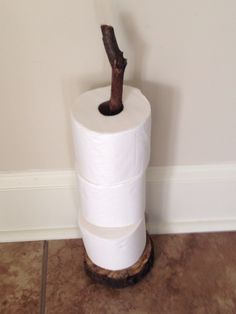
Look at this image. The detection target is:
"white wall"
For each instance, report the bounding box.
[0,0,236,171]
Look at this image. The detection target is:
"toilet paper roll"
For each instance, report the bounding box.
[71,85,151,185]
[77,171,146,227]
[79,214,146,271]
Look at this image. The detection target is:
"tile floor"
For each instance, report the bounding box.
[1,232,236,314]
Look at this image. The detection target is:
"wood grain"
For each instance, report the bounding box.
[83,233,154,288]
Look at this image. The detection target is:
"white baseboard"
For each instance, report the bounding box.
[1,164,236,242]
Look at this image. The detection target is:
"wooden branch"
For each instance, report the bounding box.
[99,25,127,116]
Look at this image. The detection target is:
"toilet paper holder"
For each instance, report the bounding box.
[78,25,154,288]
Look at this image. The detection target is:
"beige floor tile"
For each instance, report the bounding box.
[0,241,43,314]
[45,233,236,314]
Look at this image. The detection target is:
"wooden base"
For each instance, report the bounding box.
[83,233,154,288]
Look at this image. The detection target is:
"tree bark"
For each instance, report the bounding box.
[99,25,127,116]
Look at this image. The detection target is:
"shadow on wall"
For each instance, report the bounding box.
[141,81,181,225]
[119,13,147,87]
[120,13,181,166]
[142,82,181,167]
[121,13,182,224]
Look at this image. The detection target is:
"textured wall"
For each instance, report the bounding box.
[0,0,236,171]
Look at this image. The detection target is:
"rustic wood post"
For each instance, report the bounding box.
[99,25,127,115]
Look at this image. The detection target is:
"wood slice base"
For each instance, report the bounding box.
[83,233,154,288]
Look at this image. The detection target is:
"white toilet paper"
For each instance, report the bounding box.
[77,171,146,227]
[79,213,146,270]
[71,85,151,185]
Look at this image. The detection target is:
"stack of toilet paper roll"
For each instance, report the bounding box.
[71,85,151,271]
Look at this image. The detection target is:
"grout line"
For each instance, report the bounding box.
[40,241,48,314]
